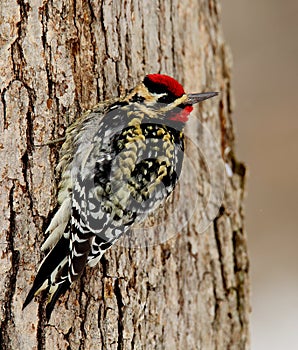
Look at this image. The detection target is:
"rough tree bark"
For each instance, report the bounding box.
[0,0,249,349]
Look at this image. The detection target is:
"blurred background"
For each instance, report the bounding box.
[221,1,298,349]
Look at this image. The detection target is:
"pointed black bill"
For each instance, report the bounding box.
[186,92,219,105]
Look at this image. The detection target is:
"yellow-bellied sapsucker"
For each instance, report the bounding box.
[23,74,218,319]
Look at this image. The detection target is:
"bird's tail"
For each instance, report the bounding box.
[23,234,72,320]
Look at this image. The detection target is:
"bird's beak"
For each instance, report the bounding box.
[186,92,219,105]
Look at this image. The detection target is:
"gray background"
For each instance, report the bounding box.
[221,1,298,348]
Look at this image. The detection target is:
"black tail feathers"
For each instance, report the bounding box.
[23,235,70,319]
[45,278,71,320]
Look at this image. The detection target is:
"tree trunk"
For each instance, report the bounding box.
[0,1,249,349]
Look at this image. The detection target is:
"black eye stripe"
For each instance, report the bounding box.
[157,94,177,104]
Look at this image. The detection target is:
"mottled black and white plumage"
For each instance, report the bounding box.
[23,74,218,319]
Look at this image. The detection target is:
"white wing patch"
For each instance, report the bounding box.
[41,197,71,251]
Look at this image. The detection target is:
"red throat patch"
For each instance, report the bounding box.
[168,105,193,123]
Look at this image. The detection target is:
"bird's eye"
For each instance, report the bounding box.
[158,95,168,103]
[157,94,176,104]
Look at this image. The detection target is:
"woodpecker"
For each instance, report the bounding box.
[23,74,218,319]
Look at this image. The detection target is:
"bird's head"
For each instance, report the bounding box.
[126,74,218,123]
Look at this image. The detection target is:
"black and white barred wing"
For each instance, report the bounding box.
[22,105,128,317]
